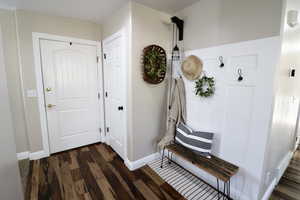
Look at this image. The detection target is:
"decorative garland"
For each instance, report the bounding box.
[195,76,215,97]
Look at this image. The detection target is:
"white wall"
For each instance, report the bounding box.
[15,10,101,152]
[173,1,298,198]
[0,9,28,153]
[102,3,131,39]
[177,37,281,200]
[176,0,283,50]
[260,0,300,198]
[0,27,24,200]
[102,2,172,161]
[130,2,171,161]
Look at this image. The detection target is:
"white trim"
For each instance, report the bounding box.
[32,32,98,46]
[260,152,293,200]
[29,151,48,160]
[125,152,160,171]
[96,42,106,143]
[103,30,125,45]
[32,33,50,158]
[17,151,29,160]
[102,29,128,160]
[276,151,293,184]
[261,178,277,200]
[32,32,103,158]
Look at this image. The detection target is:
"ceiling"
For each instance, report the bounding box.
[0,0,199,23]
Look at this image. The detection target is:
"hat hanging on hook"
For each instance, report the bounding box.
[181,55,203,80]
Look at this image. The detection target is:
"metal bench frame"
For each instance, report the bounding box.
[160,147,232,200]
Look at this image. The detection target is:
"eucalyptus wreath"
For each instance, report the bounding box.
[195,76,215,97]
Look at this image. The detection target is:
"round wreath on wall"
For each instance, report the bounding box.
[195,75,215,97]
[142,45,167,84]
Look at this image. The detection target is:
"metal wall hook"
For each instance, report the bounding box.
[219,56,225,68]
[237,68,243,82]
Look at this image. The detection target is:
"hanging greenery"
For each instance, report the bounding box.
[195,76,215,97]
[142,45,167,84]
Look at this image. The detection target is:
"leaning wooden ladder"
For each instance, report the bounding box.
[161,143,239,200]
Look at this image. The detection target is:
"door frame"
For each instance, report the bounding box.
[102,29,128,160]
[32,32,105,158]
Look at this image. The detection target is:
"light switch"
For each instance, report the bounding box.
[26,89,37,98]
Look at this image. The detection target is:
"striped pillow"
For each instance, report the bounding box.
[175,122,214,158]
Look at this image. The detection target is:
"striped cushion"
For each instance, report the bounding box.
[175,122,214,158]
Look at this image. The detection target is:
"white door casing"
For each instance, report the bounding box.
[40,39,102,154]
[103,31,126,160]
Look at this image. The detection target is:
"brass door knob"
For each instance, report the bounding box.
[47,104,56,108]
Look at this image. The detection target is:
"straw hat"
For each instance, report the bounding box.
[181,55,203,80]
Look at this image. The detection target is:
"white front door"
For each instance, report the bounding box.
[40,40,101,154]
[103,32,126,159]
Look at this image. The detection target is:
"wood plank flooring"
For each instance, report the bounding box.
[25,143,185,200]
[270,147,300,200]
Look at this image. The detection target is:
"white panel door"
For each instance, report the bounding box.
[103,32,126,159]
[40,40,101,154]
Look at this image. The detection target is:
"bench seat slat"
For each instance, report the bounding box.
[165,143,239,182]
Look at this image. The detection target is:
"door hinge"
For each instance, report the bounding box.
[97,56,99,63]
[104,53,107,59]
[98,92,101,99]
[105,92,108,98]
[106,127,109,132]
[99,128,102,133]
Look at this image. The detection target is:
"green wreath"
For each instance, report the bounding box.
[195,76,215,97]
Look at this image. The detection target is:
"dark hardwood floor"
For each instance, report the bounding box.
[25,143,185,200]
[270,146,300,200]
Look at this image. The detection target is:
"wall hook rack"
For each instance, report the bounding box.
[219,56,225,68]
[237,68,243,82]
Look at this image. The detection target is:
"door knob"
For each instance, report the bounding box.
[45,87,52,92]
[118,106,124,111]
[47,104,56,108]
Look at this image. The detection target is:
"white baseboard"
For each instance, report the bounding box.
[276,151,293,184]
[260,151,293,200]
[125,152,160,171]
[17,150,48,160]
[17,151,29,160]
[261,178,277,200]
[29,150,48,160]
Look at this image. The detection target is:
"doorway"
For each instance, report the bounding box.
[33,33,104,155]
[103,30,127,160]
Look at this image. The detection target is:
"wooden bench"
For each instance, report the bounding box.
[161,143,239,199]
